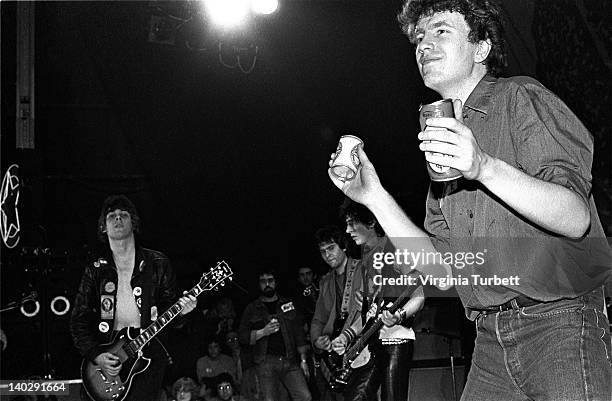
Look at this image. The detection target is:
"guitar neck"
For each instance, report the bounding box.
[128,285,203,352]
[345,282,418,360]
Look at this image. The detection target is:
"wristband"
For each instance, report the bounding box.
[341,327,356,343]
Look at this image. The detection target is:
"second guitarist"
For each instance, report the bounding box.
[331,200,425,401]
[311,225,365,401]
[70,195,197,401]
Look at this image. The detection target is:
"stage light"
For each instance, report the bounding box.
[203,0,250,29]
[252,0,278,15]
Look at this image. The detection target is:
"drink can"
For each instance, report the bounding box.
[419,99,462,182]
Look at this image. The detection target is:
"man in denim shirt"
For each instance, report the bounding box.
[238,269,311,401]
[328,0,611,400]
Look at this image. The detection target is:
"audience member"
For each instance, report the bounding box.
[198,377,218,401]
[215,372,249,401]
[225,330,244,384]
[238,269,311,401]
[295,266,319,328]
[197,338,237,383]
[213,297,238,338]
[294,266,320,400]
[171,377,199,401]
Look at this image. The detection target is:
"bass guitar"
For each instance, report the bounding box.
[318,309,358,390]
[81,261,233,401]
[325,283,418,393]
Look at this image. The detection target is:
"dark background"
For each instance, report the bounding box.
[1,0,610,380]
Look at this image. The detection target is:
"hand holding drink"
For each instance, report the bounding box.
[330,135,363,182]
[327,137,385,208]
[419,99,463,182]
[263,317,280,336]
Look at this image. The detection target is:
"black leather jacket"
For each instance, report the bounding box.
[70,246,179,362]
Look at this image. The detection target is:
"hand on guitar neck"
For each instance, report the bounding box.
[381,309,402,327]
[314,335,332,352]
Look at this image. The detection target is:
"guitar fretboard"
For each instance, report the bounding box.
[125,285,203,355]
[345,280,419,362]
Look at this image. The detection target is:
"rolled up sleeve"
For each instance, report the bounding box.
[512,82,593,205]
[424,183,452,255]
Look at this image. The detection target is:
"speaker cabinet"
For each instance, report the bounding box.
[408,366,465,401]
[1,249,84,379]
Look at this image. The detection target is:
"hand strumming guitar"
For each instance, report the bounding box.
[331,334,348,355]
[94,352,121,377]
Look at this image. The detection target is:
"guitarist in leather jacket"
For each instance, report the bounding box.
[331,200,424,401]
[70,195,197,400]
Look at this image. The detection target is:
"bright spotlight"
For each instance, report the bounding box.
[252,0,278,15]
[204,0,250,28]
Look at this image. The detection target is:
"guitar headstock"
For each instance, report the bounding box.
[198,261,233,292]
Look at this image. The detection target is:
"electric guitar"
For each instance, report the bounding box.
[81,261,233,401]
[318,309,358,389]
[325,284,418,393]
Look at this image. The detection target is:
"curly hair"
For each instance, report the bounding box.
[214,372,236,398]
[397,0,507,76]
[314,225,349,250]
[171,376,199,400]
[97,194,141,242]
[339,198,385,237]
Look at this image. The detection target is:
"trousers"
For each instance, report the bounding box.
[461,287,612,401]
[343,341,413,401]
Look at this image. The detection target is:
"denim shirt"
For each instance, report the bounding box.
[238,295,307,364]
[424,75,611,318]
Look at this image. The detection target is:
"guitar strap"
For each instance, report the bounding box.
[361,239,386,325]
[361,259,368,325]
[340,259,356,315]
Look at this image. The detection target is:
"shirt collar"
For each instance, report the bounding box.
[464,74,497,115]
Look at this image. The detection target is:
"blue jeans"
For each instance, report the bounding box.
[256,355,312,401]
[462,288,612,401]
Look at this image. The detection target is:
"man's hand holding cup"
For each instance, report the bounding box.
[262,318,280,337]
[328,137,384,208]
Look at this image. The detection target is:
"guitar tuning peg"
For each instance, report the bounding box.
[229,277,233,281]
[221,282,226,286]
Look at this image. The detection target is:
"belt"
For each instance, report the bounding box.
[479,295,541,313]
